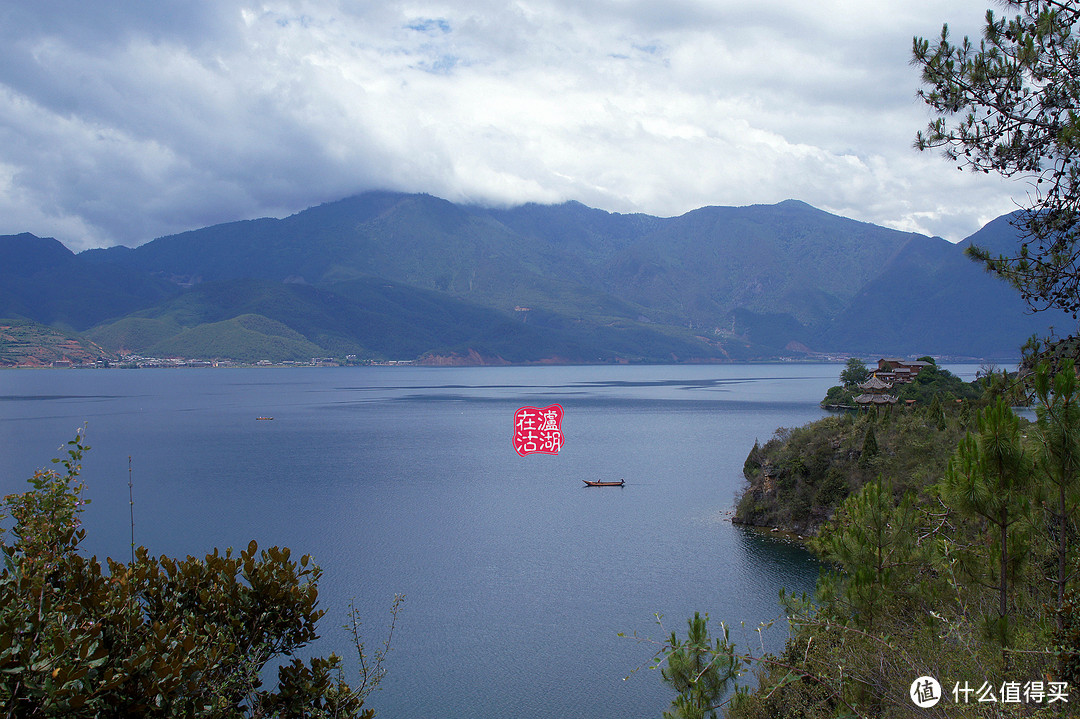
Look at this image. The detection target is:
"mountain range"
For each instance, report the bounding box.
[0,191,1070,364]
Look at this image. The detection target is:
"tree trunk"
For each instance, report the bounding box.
[1060,482,1068,635]
[1000,505,1009,672]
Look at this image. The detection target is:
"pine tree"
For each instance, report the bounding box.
[928,394,945,431]
[941,398,1033,669]
[913,1,1080,321]
[858,424,878,468]
[1033,359,1080,631]
[660,613,741,719]
[812,479,920,629]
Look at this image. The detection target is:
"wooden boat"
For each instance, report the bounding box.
[583,479,625,487]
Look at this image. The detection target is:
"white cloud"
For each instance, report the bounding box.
[0,0,1021,250]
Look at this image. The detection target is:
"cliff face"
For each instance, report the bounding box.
[734,418,855,537]
[733,407,973,536]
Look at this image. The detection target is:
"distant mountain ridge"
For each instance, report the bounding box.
[3,192,1072,363]
[84,195,917,329]
[0,232,178,331]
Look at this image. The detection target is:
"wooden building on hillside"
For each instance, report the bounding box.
[854,375,897,407]
[874,358,933,384]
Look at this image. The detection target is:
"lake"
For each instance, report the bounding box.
[0,363,978,717]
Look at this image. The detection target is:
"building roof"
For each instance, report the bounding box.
[858,376,893,391]
[879,358,933,367]
[854,393,897,405]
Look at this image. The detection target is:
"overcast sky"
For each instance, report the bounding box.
[0,0,1025,251]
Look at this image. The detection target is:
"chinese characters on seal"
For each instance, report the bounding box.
[513,404,564,457]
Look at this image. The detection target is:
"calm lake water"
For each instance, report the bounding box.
[0,363,979,718]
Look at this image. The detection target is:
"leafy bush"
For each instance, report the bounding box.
[820,385,856,408]
[894,364,981,404]
[0,432,388,718]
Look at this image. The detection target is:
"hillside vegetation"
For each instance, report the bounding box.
[86,194,1060,359]
[0,319,114,367]
[0,432,391,716]
[0,192,1063,363]
[660,363,1080,718]
[738,361,988,535]
[736,402,976,536]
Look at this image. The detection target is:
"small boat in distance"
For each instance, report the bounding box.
[583,479,625,487]
[256,417,274,421]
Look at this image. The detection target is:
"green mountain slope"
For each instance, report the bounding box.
[83,277,734,363]
[84,193,647,329]
[81,193,953,353]
[8,192,1071,360]
[593,200,917,334]
[147,315,326,363]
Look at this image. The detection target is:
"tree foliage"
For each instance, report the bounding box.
[838,358,869,388]
[717,373,1080,716]
[812,480,921,629]
[819,385,856,408]
[0,432,391,718]
[913,0,1080,318]
[942,399,1034,668]
[736,407,973,535]
[1033,358,1080,633]
[658,613,742,719]
[893,363,982,404]
[822,363,983,408]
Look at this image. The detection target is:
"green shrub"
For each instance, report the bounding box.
[0,431,384,718]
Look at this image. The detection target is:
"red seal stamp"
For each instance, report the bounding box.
[513,404,564,457]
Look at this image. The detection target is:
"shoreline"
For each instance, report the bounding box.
[1,356,1011,371]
